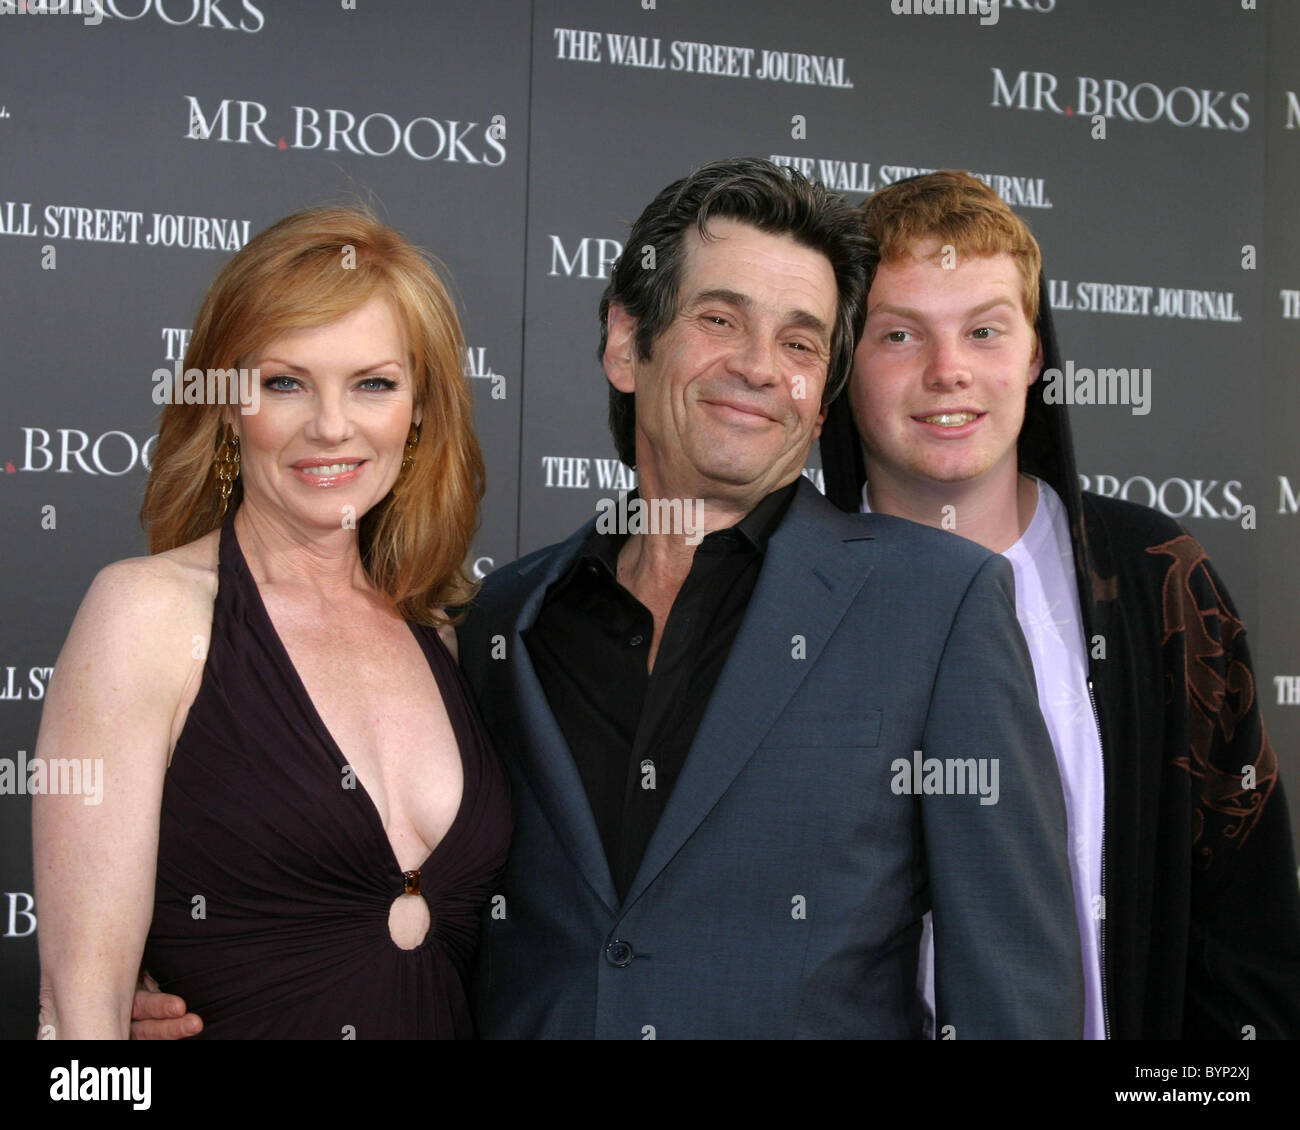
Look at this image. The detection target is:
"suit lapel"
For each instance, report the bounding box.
[496,523,621,914]
[621,481,877,912]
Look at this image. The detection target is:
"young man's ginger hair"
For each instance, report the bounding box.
[858,171,1042,332]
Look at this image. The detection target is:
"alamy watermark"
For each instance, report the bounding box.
[595,491,704,545]
[1040,360,1151,416]
[152,360,261,414]
[0,0,103,25]
[891,0,999,27]
[0,751,103,805]
[50,1061,150,1110]
[891,749,1000,805]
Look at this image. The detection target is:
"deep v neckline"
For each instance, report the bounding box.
[223,517,468,880]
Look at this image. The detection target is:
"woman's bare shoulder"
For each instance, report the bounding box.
[41,531,224,769]
[76,530,221,648]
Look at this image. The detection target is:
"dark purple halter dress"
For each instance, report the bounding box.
[142,516,510,1039]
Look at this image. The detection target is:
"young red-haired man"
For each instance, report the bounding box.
[822,171,1300,1039]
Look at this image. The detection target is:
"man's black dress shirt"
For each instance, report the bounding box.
[524,482,798,901]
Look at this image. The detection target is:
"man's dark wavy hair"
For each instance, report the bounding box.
[598,157,875,468]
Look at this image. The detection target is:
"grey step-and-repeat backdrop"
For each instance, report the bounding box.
[1,0,1296,1038]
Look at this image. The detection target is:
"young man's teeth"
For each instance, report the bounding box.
[302,462,359,475]
[921,412,976,426]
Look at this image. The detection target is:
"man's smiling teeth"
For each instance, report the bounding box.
[301,462,359,475]
[919,412,977,427]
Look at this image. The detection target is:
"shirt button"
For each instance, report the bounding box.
[628,634,644,647]
[605,939,634,967]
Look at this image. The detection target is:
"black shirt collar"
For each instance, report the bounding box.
[580,479,800,573]
[730,477,800,553]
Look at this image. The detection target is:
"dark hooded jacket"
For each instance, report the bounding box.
[820,273,1300,1040]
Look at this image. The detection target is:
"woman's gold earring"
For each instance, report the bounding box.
[401,421,420,474]
[214,425,241,518]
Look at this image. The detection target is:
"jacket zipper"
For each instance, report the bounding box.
[1088,675,1111,1040]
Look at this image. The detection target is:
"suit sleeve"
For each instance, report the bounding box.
[1176,551,1300,1039]
[922,553,1084,1039]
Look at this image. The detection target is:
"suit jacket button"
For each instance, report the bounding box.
[605,939,634,967]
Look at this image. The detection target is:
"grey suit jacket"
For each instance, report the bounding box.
[459,478,1083,1038]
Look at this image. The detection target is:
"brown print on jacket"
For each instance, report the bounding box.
[1149,534,1277,867]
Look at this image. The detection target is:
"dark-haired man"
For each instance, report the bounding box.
[821,169,1300,1039]
[457,158,1080,1038]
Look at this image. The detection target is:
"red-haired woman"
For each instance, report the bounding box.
[33,208,510,1039]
